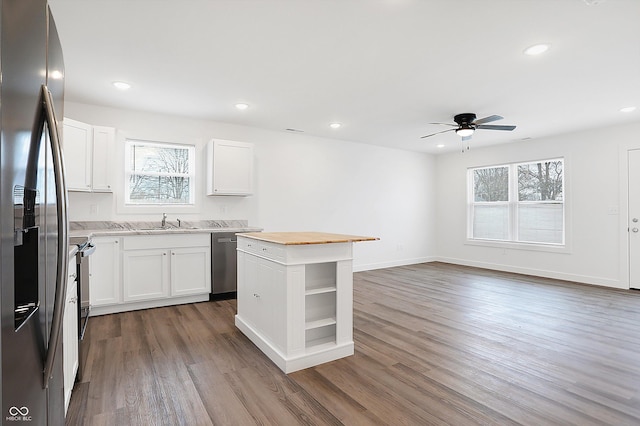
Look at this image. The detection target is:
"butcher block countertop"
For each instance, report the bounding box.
[237,231,378,245]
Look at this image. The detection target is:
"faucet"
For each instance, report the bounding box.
[161,213,167,228]
[176,218,181,228]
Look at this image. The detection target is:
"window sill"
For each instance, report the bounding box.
[465,238,571,254]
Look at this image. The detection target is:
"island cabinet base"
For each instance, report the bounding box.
[235,316,354,373]
[235,233,370,374]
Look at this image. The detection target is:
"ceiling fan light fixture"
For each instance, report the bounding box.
[456,127,474,137]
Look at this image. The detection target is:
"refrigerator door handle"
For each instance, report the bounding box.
[40,84,69,389]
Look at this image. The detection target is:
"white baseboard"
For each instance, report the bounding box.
[434,256,626,289]
[353,256,437,272]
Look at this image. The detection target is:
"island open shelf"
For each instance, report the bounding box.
[234,232,377,373]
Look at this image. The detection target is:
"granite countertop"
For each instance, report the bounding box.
[237,231,378,245]
[69,219,262,241]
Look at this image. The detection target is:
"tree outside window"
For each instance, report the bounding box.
[469,159,564,245]
[125,140,195,205]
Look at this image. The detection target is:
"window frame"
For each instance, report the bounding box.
[467,158,568,252]
[124,139,196,206]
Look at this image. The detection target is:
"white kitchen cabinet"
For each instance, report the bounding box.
[62,118,115,192]
[206,139,254,196]
[89,233,211,316]
[63,258,78,414]
[122,233,211,300]
[89,236,121,307]
[63,118,92,191]
[237,251,286,350]
[170,246,212,296]
[123,249,170,302]
[90,126,115,192]
[235,233,377,373]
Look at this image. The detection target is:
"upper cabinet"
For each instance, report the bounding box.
[206,139,254,196]
[63,118,115,192]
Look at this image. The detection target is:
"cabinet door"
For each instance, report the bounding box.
[123,249,170,301]
[63,274,78,414]
[90,237,121,306]
[237,251,260,329]
[63,118,92,191]
[257,257,286,350]
[170,246,211,296]
[207,139,254,195]
[91,126,115,192]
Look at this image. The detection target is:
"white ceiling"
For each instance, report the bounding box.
[48,0,640,153]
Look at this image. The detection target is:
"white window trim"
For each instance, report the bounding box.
[466,158,571,254]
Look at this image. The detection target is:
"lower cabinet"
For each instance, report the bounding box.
[89,233,211,316]
[237,252,286,350]
[123,249,170,301]
[63,258,78,414]
[90,236,121,307]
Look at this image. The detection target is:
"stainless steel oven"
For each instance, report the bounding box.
[73,238,94,381]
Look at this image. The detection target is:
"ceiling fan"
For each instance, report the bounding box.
[421,113,516,142]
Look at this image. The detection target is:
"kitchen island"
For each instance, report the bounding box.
[235,231,377,373]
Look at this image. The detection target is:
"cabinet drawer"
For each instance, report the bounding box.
[257,241,285,261]
[238,237,285,261]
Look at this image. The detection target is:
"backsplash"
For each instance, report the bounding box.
[70,219,249,231]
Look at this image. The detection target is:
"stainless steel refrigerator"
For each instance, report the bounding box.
[1,1,68,424]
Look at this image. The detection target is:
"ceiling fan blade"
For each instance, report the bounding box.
[428,122,457,127]
[477,124,516,131]
[474,115,503,125]
[420,128,455,139]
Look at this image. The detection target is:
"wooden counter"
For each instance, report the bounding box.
[238,231,378,245]
[235,231,377,373]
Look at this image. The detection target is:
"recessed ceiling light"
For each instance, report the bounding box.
[436,144,445,148]
[112,81,131,90]
[329,122,342,129]
[524,43,551,56]
[235,103,249,110]
[620,106,637,113]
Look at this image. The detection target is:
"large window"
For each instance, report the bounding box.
[468,159,564,245]
[125,140,195,205]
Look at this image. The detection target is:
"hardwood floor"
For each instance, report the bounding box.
[66,262,640,425]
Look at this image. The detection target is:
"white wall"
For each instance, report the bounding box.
[435,121,640,289]
[64,102,437,271]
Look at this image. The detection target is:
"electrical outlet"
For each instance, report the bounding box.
[89,204,98,215]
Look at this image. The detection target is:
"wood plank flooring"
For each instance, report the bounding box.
[65,262,640,425]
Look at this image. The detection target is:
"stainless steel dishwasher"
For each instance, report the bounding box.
[211,232,238,299]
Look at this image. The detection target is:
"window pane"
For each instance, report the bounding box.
[518,203,563,244]
[130,144,190,174]
[128,175,191,204]
[473,204,509,240]
[518,160,563,201]
[473,167,508,201]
